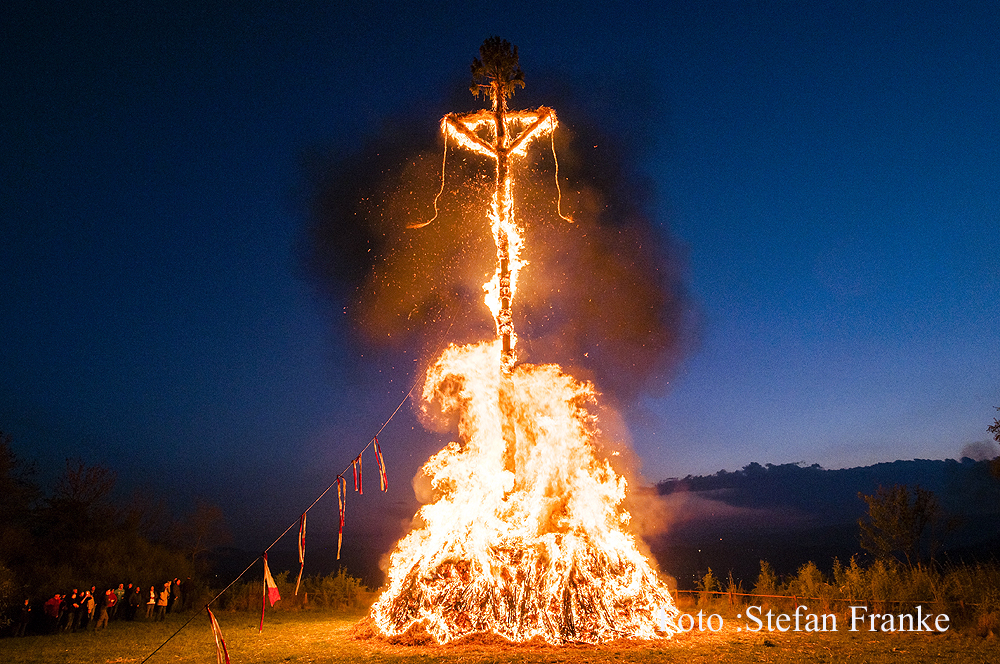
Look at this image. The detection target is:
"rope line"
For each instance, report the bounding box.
[138,301,465,662]
[407,132,449,229]
[550,116,572,223]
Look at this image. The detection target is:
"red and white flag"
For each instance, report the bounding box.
[207,606,230,664]
[374,437,388,491]
[337,475,347,560]
[294,512,306,596]
[263,554,281,607]
[259,553,281,633]
[353,453,363,494]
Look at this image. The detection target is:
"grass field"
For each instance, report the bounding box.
[0,608,996,664]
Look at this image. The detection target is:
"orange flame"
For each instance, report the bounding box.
[440,107,557,372]
[371,341,679,643]
[378,42,678,642]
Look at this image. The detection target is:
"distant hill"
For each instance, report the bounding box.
[211,458,1000,593]
[650,458,1000,589]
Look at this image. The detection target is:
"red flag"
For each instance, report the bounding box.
[353,453,363,494]
[259,553,281,632]
[337,475,346,560]
[374,437,388,491]
[207,606,230,664]
[263,555,281,607]
[294,512,306,596]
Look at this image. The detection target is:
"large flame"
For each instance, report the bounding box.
[371,341,680,643]
[371,40,679,644]
[439,106,557,372]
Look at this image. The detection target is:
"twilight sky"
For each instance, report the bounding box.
[3,1,998,544]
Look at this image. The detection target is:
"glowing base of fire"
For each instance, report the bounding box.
[373,533,677,643]
[371,341,679,644]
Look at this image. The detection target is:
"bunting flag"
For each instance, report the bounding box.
[294,512,306,596]
[352,453,363,494]
[263,554,281,607]
[337,475,347,560]
[259,553,281,633]
[374,436,388,491]
[133,380,409,663]
[207,606,230,664]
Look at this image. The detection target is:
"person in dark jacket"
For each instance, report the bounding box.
[94,591,110,630]
[15,598,31,636]
[128,585,142,620]
[66,589,81,632]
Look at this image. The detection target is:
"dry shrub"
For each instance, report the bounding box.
[348,615,435,645]
[697,568,719,607]
[786,561,833,608]
[348,614,379,640]
[389,620,436,645]
[752,560,779,610]
[975,610,1000,638]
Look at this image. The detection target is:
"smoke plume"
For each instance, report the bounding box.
[300,85,692,403]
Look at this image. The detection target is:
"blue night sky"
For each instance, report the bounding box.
[3,1,998,543]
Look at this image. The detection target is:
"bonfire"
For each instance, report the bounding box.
[370,38,680,644]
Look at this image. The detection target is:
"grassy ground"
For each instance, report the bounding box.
[0,608,996,664]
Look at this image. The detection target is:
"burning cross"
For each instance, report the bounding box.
[429,37,561,374]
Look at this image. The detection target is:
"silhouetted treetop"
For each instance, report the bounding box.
[470,37,525,109]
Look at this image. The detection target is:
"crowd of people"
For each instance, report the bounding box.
[13,578,188,636]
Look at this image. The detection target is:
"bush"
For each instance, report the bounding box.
[696,568,718,606]
[0,562,18,628]
[724,570,745,606]
[752,560,779,599]
[834,556,867,603]
[217,568,368,612]
[865,559,897,611]
[303,568,368,609]
[786,561,832,606]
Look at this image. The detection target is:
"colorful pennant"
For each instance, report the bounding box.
[374,437,388,491]
[207,606,230,664]
[294,512,306,596]
[353,453,363,494]
[337,475,347,560]
[260,553,281,633]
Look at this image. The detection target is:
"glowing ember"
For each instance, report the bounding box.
[371,38,679,644]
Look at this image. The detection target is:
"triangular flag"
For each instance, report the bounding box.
[374,437,388,491]
[263,554,281,607]
[337,476,346,560]
[207,606,230,664]
[259,553,280,633]
[294,512,306,596]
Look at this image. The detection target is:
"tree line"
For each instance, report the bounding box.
[0,431,229,628]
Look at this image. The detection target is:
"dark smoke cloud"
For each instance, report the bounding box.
[960,440,1000,462]
[300,79,693,401]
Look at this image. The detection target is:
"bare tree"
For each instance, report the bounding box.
[47,458,118,542]
[173,500,231,572]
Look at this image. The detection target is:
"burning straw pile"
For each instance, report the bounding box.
[371,342,678,643]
